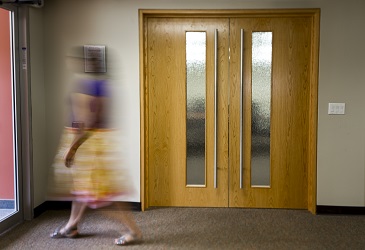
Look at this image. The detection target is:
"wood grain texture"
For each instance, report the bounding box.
[147,18,229,207]
[140,9,320,212]
[308,10,320,214]
[229,17,312,209]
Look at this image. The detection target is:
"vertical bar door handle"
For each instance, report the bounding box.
[214,29,218,189]
[240,29,244,189]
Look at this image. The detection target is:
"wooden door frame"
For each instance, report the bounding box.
[139,9,320,213]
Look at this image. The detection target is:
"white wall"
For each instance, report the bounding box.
[30,0,365,208]
[29,7,46,207]
[316,0,365,206]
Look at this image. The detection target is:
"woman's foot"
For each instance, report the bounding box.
[50,225,78,238]
[114,233,142,245]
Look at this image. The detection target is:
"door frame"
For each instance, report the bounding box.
[0,5,33,235]
[139,9,320,213]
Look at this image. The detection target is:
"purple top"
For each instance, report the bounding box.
[75,79,109,97]
[68,78,110,128]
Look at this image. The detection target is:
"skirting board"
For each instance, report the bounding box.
[34,201,141,218]
[33,204,364,217]
[317,206,365,215]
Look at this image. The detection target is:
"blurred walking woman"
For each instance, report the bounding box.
[47,46,142,245]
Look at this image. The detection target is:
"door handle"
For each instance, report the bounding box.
[240,29,244,189]
[214,29,218,189]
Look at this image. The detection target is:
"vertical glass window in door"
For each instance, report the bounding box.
[0,8,17,221]
[251,32,272,187]
[186,31,206,186]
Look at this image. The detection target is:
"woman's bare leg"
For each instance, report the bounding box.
[101,202,142,245]
[64,201,87,230]
[118,211,142,237]
[118,203,141,235]
[50,201,87,238]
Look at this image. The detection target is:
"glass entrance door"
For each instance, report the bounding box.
[0,6,22,235]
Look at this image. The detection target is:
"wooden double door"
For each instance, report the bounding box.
[142,10,319,211]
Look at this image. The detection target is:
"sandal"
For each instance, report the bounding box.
[114,233,141,245]
[50,225,78,238]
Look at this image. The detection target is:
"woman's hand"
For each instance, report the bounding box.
[64,147,76,168]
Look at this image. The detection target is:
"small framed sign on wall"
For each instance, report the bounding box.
[83,45,106,73]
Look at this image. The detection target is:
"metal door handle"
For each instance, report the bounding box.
[214,29,218,189]
[240,29,244,189]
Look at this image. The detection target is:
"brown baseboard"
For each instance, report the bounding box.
[317,205,365,215]
[34,201,141,218]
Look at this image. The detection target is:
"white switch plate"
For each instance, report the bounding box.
[328,103,345,115]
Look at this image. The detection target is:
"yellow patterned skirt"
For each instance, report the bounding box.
[47,128,130,208]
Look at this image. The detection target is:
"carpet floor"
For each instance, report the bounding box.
[1,207,365,249]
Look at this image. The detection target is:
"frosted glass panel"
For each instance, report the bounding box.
[251,32,272,187]
[186,32,206,186]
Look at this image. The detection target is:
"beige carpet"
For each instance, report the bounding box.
[1,207,365,249]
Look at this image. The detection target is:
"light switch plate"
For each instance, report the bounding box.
[328,103,346,115]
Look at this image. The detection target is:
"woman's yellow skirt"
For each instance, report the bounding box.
[47,128,131,208]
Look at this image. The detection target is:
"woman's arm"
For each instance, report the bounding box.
[64,95,103,168]
[64,126,91,168]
